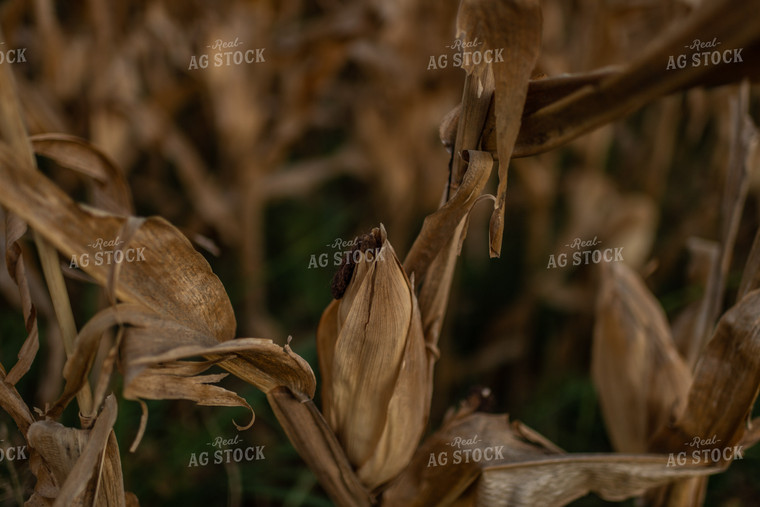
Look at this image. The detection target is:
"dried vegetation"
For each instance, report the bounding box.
[1,0,760,505]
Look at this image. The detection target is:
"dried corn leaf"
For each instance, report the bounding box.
[448,70,494,195]
[0,136,316,430]
[439,69,617,150]
[51,303,314,429]
[0,146,234,341]
[3,210,39,385]
[593,262,691,453]
[30,134,133,215]
[123,365,252,430]
[456,0,541,257]
[650,288,760,455]
[27,395,128,507]
[268,387,371,507]
[382,412,559,506]
[451,0,760,158]
[382,412,720,507]
[684,89,758,367]
[671,238,720,363]
[0,373,35,435]
[476,454,719,507]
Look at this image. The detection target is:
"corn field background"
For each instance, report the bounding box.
[0,0,759,506]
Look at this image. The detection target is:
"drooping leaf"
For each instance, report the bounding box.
[456,0,542,257]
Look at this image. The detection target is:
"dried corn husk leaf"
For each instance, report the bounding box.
[27,395,128,506]
[3,210,39,385]
[382,412,721,507]
[318,225,429,489]
[0,371,35,435]
[30,134,133,215]
[448,69,494,196]
[650,288,760,456]
[50,303,314,432]
[268,387,372,507]
[593,262,691,453]
[456,0,541,257]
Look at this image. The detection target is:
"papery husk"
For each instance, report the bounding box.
[318,224,429,490]
[592,262,692,453]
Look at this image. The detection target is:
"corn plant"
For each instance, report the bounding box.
[0,0,759,505]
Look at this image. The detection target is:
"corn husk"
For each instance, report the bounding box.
[318,224,429,489]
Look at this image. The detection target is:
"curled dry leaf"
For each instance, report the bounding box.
[27,395,128,507]
[456,0,542,257]
[318,225,429,490]
[30,133,134,215]
[382,412,721,507]
[0,372,35,435]
[3,209,39,385]
[0,140,316,434]
[0,144,234,341]
[592,262,691,453]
